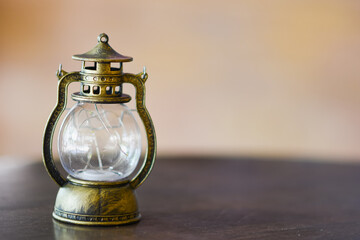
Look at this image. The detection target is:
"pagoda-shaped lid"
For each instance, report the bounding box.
[72,33,133,62]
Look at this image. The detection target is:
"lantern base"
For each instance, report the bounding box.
[52,177,140,226]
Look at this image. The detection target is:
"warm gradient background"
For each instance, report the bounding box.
[0,0,359,162]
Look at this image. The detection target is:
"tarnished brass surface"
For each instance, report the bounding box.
[42,71,82,186]
[72,33,133,62]
[121,72,157,189]
[67,176,129,187]
[70,33,141,104]
[53,178,140,225]
[71,92,131,103]
[42,33,157,225]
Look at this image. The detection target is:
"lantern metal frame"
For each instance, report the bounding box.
[42,33,157,225]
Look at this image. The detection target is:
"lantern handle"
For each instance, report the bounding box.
[122,71,157,189]
[43,70,82,187]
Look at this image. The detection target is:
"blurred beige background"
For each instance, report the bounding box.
[0,0,359,161]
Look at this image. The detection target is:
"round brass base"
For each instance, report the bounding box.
[52,178,140,226]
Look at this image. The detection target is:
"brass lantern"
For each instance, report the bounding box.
[42,33,156,225]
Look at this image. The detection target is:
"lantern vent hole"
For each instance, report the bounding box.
[106,86,113,95]
[93,86,100,95]
[115,86,121,94]
[110,62,121,71]
[84,62,97,71]
[83,85,90,94]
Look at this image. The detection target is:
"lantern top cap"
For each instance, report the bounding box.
[72,33,133,63]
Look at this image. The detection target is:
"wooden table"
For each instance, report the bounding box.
[1,156,360,239]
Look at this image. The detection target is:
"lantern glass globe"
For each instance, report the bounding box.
[58,102,141,182]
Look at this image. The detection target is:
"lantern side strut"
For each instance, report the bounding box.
[121,72,157,189]
[42,70,82,186]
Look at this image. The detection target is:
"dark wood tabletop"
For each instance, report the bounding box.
[1,156,360,240]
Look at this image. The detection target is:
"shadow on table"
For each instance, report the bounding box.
[53,220,138,239]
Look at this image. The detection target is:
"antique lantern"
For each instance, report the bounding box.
[42,33,156,225]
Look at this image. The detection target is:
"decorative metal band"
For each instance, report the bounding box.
[67,176,129,187]
[71,92,131,103]
[54,209,140,223]
[42,71,82,187]
[121,72,157,189]
[80,74,124,83]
